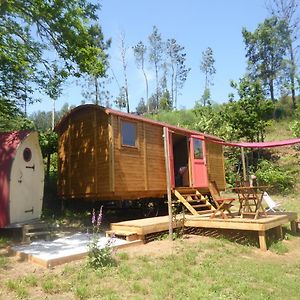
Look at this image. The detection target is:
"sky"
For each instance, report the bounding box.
[29,0,274,115]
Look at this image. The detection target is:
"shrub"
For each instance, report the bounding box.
[255,160,294,193]
[87,207,116,269]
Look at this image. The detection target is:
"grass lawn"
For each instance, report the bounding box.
[1,169,300,299]
[1,187,300,300]
[1,226,300,299]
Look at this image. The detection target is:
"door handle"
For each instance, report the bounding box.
[24,207,34,214]
[26,164,35,171]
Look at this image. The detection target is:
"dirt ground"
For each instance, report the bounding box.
[2,230,300,283]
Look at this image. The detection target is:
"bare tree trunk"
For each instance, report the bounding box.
[155,62,159,110]
[142,67,149,113]
[51,99,55,130]
[289,43,297,109]
[171,63,175,109]
[120,32,130,113]
[270,80,275,102]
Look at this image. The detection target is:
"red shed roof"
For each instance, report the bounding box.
[55,104,223,142]
[0,130,31,227]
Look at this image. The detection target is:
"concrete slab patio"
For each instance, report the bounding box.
[10,232,142,268]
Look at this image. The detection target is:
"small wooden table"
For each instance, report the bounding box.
[233,185,269,219]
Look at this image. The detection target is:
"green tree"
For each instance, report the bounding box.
[226,77,274,142]
[149,26,163,110]
[81,74,112,107]
[133,41,149,112]
[0,98,34,131]
[29,103,74,132]
[136,98,147,115]
[242,17,290,102]
[0,0,108,109]
[81,25,111,105]
[200,47,216,106]
[41,63,67,130]
[166,39,190,109]
[266,0,299,108]
[159,90,172,111]
[39,131,58,178]
[114,87,127,111]
[291,105,300,136]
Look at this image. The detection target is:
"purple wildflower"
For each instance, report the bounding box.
[97,206,103,227]
[91,208,96,225]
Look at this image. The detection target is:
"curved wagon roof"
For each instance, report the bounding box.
[54,104,223,142]
[0,130,32,227]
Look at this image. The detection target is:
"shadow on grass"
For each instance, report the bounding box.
[185,227,260,248]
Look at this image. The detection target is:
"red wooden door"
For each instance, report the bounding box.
[168,130,175,188]
[190,136,208,188]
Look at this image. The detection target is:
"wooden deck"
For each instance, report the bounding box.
[108,212,298,251]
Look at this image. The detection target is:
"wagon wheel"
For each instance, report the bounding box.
[141,199,160,218]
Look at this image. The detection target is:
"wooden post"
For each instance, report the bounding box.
[258,230,267,251]
[275,226,283,240]
[291,220,297,233]
[163,127,173,240]
[241,147,247,181]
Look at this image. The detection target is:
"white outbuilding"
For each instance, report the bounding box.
[0,131,44,227]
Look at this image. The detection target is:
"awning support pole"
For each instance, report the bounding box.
[163,127,173,240]
[241,147,247,181]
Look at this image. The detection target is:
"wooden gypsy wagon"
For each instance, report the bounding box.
[0,131,44,227]
[55,105,226,214]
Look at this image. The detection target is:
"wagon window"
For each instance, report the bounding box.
[121,120,137,147]
[23,148,32,162]
[193,139,203,159]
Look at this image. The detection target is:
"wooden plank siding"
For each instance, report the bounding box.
[145,123,166,191]
[112,116,166,198]
[205,140,226,190]
[57,107,110,198]
[56,104,226,201]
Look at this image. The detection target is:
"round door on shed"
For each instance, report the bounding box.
[9,132,44,224]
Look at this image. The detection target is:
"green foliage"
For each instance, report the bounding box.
[269,240,289,255]
[87,237,116,269]
[291,105,300,137]
[274,96,296,119]
[200,47,216,106]
[193,104,231,139]
[0,0,108,108]
[256,160,294,193]
[39,131,58,158]
[0,237,9,248]
[6,279,29,298]
[0,256,10,269]
[41,277,60,294]
[159,90,172,111]
[136,98,148,115]
[0,98,34,131]
[197,87,212,107]
[242,17,290,101]
[29,102,74,131]
[87,207,116,269]
[166,38,190,109]
[74,284,90,299]
[226,77,274,142]
[149,109,197,129]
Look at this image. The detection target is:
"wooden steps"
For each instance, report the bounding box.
[22,222,51,243]
[173,188,214,216]
[106,230,140,242]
